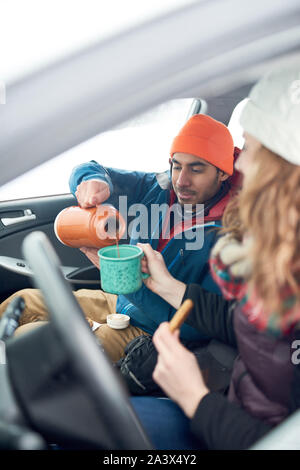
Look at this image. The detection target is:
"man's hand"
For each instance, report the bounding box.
[153,323,209,418]
[75,179,110,208]
[138,243,172,291]
[80,247,100,269]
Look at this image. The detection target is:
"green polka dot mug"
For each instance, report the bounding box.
[98,244,149,294]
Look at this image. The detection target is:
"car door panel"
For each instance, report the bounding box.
[0,194,100,303]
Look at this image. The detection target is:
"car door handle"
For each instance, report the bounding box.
[1,209,37,226]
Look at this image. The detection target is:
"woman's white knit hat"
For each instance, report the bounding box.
[240,65,300,166]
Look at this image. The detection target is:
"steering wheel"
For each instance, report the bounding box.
[5,231,153,450]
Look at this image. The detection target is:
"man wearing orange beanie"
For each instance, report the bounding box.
[171,114,234,175]
[169,114,233,209]
[1,114,238,364]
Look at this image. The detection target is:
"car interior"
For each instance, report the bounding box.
[0,92,246,306]
[0,0,300,451]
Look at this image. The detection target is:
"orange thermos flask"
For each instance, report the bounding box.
[54,205,126,248]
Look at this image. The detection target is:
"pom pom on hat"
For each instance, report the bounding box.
[170,114,234,175]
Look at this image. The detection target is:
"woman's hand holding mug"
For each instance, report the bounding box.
[137,243,186,310]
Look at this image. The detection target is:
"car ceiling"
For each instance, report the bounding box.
[0,0,300,187]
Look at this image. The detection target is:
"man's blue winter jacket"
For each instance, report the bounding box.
[69,160,224,342]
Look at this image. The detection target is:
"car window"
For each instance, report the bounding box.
[0,99,193,201]
[0,97,246,202]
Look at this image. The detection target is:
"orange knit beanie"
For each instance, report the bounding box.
[170,114,234,175]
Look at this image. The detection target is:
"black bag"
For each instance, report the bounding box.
[116,334,237,397]
[116,335,164,396]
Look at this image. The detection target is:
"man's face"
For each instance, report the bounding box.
[171,153,229,206]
